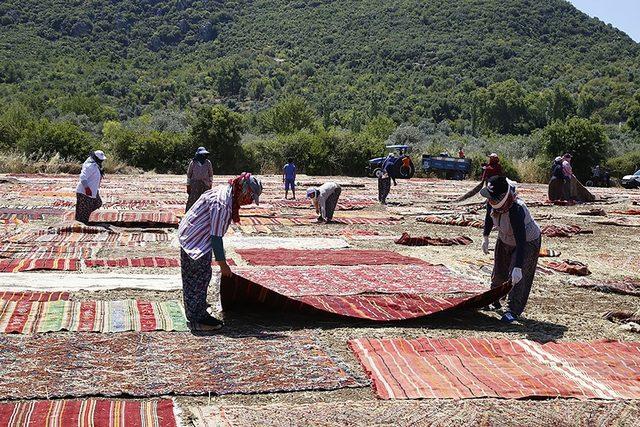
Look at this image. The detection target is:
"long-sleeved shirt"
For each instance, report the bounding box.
[483,199,541,268]
[562,160,573,178]
[316,182,339,218]
[187,160,213,186]
[482,163,503,181]
[75,158,102,198]
[179,185,233,261]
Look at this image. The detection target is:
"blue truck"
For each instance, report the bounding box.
[422,154,471,180]
[367,145,416,179]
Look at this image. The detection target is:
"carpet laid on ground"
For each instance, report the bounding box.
[593,217,640,227]
[221,265,510,321]
[189,400,640,427]
[545,260,591,276]
[0,291,69,302]
[86,211,179,227]
[541,224,593,237]
[0,299,187,333]
[566,277,640,297]
[0,399,177,427]
[0,258,80,272]
[226,236,349,250]
[394,232,473,246]
[235,249,425,266]
[349,337,640,400]
[605,311,640,333]
[416,215,484,228]
[0,332,363,399]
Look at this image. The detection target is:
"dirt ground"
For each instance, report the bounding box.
[1,174,639,426]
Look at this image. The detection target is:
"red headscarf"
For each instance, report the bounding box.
[229,172,254,224]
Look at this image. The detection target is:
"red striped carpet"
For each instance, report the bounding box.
[0,291,69,302]
[350,338,640,400]
[0,399,176,427]
[0,258,80,272]
[87,211,179,227]
[221,265,510,321]
[241,216,401,226]
[235,249,426,266]
[85,257,236,268]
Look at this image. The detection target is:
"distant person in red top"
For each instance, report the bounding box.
[458,148,465,159]
[482,153,503,182]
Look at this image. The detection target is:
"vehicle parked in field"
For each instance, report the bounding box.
[367,145,415,179]
[621,170,640,189]
[421,154,471,180]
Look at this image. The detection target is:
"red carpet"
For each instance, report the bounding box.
[235,249,426,266]
[0,258,80,272]
[85,257,236,268]
[350,337,640,400]
[0,399,177,426]
[0,291,69,302]
[221,265,510,321]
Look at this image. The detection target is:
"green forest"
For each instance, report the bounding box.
[1,0,639,181]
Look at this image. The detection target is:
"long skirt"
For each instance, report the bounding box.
[75,192,102,223]
[323,186,342,221]
[548,177,564,201]
[378,176,391,203]
[490,236,541,317]
[180,249,212,322]
[186,180,212,212]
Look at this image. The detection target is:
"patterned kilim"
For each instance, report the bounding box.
[594,217,640,227]
[86,257,181,268]
[416,215,484,228]
[0,244,94,259]
[567,277,640,297]
[0,399,177,427]
[222,265,510,321]
[0,332,363,399]
[0,291,69,302]
[0,218,26,225]
[541,224,593,237]
[235,249,426,266]
[349,338,640,400]
[0,258,80,272]
[0,299,188,333]
[190,401,640,427]
[242,216,401,226]
[87,211,179,227]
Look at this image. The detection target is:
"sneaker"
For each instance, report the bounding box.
[501,312,517,323]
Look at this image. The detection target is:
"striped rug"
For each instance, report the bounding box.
[241,216,402,226]
[0,258,80,272]
[350,337,640,400]
[0,291,69,302]
[222,265,510,321]
[0,300,188,333]
[0,399,177,427]
[87,211,180,227]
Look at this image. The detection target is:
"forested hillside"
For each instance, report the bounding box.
[1,0,639,179]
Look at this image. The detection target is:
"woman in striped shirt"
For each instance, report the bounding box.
[178,172,263,329]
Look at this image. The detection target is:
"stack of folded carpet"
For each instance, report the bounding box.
[604,310,640,333]
[416,215,484,228]
[395,232,473,246]
[545,260,591,276]
[538,248,561,257]
[541,224,593,237]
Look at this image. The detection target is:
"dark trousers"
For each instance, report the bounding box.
[378,176,391,203]
[323,186,342,221]
[490,236,541,316]
[75,192,102,223]
[180,249,212,322]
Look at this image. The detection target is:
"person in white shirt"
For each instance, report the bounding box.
[75,150,106,223]
[306,182,342,222]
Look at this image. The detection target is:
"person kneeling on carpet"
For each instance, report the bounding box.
[480,176,542,323]
[75,150,106,223]
[178,172,263,329]
[306,182,342,223]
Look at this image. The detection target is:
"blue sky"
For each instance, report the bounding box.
[568,0,640,42]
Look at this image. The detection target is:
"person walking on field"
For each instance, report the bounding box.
[75,150,106,223]
[179,172,263,329]
[481,153,503,182]
[480,176,542,323]
[378,153,396,205]
[283,158,297,200]
[186,147,214,212]
[307,182,342,223]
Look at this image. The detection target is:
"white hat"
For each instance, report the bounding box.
[94,150,106,161]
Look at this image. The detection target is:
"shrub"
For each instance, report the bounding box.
[606,151,640,177]
[18,119,95,161]
[541,118,609,182]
